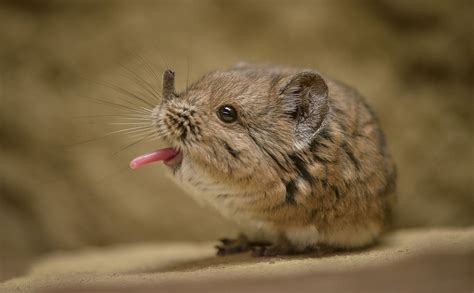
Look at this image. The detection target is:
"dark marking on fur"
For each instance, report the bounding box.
[313,153,331,164]
[285,179,298,204]
[179,123,188,140]
[248,131,289,172]
[224,142,240,158]
[332,185,341,199]
[320,178,328,189]
[342,142,360,170]
[166,114,180,126]
[289,153,314,184]
[267,150,288,172]
[177,112,189,120]
[286,108,300,120]
[310,138,324,153]
[319,127,331,141]
[309,209,319,221]
[172,163,181,175]
[189,125,198,137]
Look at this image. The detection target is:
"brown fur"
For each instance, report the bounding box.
[152,64,396,254]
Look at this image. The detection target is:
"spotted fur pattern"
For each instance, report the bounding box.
[152,64,396,251]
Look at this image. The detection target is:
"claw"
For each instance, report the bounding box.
[219,238,234,245]
[215,246,226,256]
[251,246,266,257]
[251,243,293,257]
[215,235,252,256]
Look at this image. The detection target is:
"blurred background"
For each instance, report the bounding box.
[0,0,472,280]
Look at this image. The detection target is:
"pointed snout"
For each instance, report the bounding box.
[162,69,176,104]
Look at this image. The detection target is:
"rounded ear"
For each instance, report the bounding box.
[279,71,329,145]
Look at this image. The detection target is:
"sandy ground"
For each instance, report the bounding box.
[1,227,473,292]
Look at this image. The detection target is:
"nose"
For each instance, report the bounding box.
[162,69,177,105]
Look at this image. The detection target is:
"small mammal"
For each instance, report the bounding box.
[131,63,396,256]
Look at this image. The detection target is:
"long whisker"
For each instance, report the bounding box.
[126,130,158,141]
[111,126,154,134]
[79,76,152,109]
[117,64,161,102]
[87,78,155,108]
[81,96,144,112]
[152,48,170,73]
[185,33,193,90]
[72,114,152,120]
[103,79,155,108]
[132,52,162,82]
[82,96,152,115]
[112,131,156,156]
[107,122,153,126]
[64,126,154,148]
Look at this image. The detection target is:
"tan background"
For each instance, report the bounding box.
[0,0,473,278]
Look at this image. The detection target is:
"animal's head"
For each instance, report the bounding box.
[131,65,329,194]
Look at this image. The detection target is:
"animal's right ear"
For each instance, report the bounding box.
[279,71,329,145]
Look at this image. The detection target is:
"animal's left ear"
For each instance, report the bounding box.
[279,71,329,145]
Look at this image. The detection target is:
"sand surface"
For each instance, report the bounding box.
[1,227,473,292]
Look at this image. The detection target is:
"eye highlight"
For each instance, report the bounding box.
[217,105,238,123]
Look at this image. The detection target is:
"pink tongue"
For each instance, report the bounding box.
[130,148,179,169]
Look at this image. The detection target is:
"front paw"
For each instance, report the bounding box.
[251,243,338,257]
[215,234,251,256]
[251,242,294,257]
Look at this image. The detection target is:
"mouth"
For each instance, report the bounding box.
[130,147,183,169]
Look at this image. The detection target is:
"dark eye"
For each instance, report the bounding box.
[217,105,238,123]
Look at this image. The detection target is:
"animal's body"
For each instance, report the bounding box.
[132,64,396,256]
